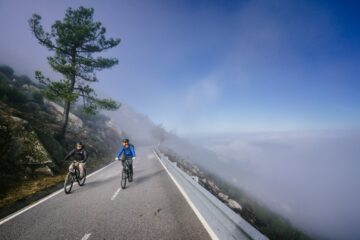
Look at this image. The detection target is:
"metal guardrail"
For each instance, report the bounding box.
[154,148,269,240]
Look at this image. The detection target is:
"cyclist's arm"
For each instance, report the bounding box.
[130,145,136,157]
[83,149,88,162]
[64,149,75,161]
[116,147,124,158]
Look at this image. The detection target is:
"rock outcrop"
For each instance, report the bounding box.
[161,149,243,214]
[0,104,55,177]
[44,100,84,130]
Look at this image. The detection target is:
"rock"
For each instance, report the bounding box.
[25,166,33,175]
[0,124,7,131]
[208,180,215,187]
[228,199,242,211]
[218,192,229,202]
[24,155,36,164]
[10,116,28,125]
[208,180,220,192]
[34,166,54,176]
[191,167,198,174]
[45,100,83,130]
[22,84,39,91]
[25,102,41,111]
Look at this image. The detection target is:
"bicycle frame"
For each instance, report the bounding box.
[64,161,87,194]
[120,158,131,189]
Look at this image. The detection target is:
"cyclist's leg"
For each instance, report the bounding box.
[78,162,85,178]
[128,158,133,176]
[73,162,80,177]
[69,162,75,172]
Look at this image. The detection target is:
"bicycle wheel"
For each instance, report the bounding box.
[128,170,133,182]
[121,169,127,189]
[64,172,73,194]
[78,168,86,186]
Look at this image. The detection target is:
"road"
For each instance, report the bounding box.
[0,146,211,240]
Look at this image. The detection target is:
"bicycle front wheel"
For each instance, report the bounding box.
[78,168,86,186]
[121,170,127,189]
[64,173,73,194]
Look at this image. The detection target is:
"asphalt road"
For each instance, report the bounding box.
[0,146,211,240]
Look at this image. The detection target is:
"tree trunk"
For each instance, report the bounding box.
[58,100,71,140]
[57,50,76,141]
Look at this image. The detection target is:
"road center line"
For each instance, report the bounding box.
[111,188,121,200]
[81,233,91,240]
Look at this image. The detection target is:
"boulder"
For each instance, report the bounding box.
[208,180,220,192]
[34,166,54,176]
[25,102,41,112]
[228,199,242,211]
[218,192,229,202]
[10,116,29,126]
[21,84,39,91]
[44,100,83,130]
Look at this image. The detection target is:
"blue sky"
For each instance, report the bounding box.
[0,0,359,134]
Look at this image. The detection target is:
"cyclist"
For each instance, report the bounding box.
[64,141,88,179]
[115,138,136,181]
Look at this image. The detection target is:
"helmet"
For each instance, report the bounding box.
[76,141,83,145]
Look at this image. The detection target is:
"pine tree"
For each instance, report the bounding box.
[29,6,120,140]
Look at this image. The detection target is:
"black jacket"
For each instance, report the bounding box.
[64,147,88,163]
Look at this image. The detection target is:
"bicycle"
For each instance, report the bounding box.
[120,158,132,189]
[64,161,87,194]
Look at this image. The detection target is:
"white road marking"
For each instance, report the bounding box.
[111,188,121,200]
[81,233,91,240]
[153,150,219,240]
[0,161,116,226]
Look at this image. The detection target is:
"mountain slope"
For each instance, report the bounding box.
[0,65,124,210]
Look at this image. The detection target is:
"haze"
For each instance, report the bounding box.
[1,0,359,239]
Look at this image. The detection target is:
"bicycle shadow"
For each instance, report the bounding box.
[133,169,165,185]
[71,174,119,193]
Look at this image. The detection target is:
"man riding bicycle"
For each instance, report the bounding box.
[64,142,88,179]
[115,138,136,182]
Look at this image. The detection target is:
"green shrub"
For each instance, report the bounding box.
[0,82,9,99]
[0,65,14,78]
[6,88,27,104]
[32,91,44,105]
[15,75,32,86]
[0,72,10,83]
[0,75,28,105]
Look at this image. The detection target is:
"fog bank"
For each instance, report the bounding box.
[188,131,360,239]
[103,105,360,239]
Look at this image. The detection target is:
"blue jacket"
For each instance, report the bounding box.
[116,144,136,158]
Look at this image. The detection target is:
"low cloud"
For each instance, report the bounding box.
[189,130,360,239]
[185,76,220,107]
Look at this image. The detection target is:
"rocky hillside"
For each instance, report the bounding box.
[159,147,312,240]
[0,65,124,208]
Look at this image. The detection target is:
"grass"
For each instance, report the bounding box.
[0,174,65,209]
[0,157,112,210]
